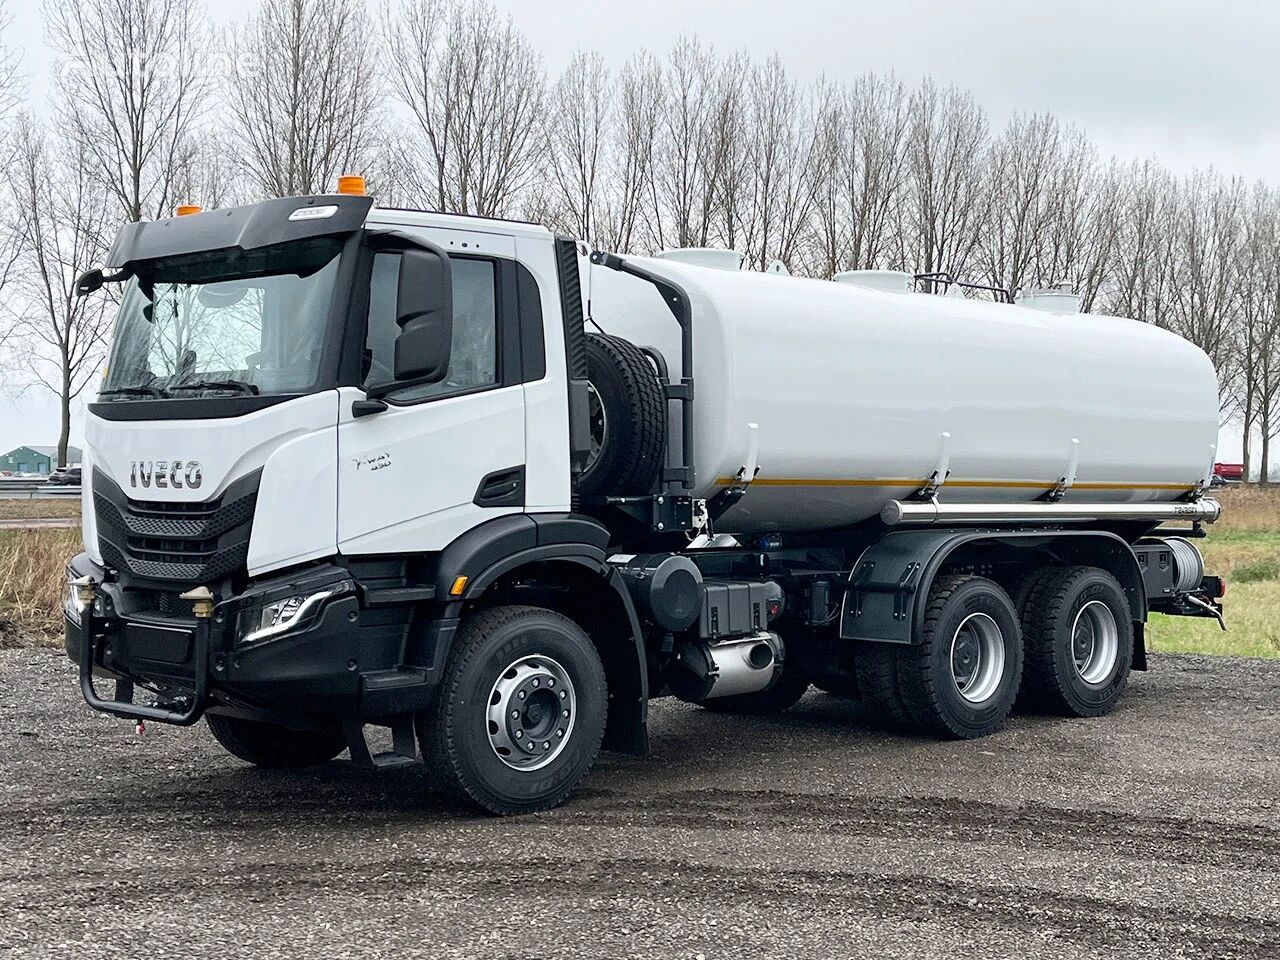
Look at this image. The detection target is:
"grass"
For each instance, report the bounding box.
[0,528,82,648]
[0,486,1276,657]
[0,498,83,520]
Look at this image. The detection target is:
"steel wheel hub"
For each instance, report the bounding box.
[584,382,608,475]
[1071,600,1119,686]
[949,612,1005,704]
[486,655,576,771]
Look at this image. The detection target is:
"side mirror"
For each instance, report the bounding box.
[75,268,105,297]
[393,247,452,382]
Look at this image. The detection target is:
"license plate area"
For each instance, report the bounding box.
[121,620,195,666]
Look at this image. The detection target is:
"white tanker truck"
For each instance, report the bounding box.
[65,185,1226,814]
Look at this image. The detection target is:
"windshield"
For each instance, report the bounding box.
[100,239,343,399]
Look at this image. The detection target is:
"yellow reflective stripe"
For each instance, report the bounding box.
[713,476,1197,492]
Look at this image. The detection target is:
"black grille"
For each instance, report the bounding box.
[93,467,261,584]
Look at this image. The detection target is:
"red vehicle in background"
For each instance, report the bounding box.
[1213,462,1244,485]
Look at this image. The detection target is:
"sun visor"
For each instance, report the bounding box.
[105,194,375,271]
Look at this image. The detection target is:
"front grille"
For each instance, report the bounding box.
[94,467,261,584]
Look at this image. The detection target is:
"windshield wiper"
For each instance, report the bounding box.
[167,379,261,396]
[98,385,168,399]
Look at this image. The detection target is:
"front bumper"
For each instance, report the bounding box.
[65,554,453,727]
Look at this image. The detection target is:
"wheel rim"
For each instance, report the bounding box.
[486,655,577,771]
[584,381,608,476]
[949,612,1006,704]
[1071,600,1119,686]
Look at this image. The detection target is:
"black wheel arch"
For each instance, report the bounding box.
[842,529,1147,647]
[434,513,649,756]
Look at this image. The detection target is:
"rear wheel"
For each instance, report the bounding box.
[853,645,912,726]
[1021,566,1133,717]
[206,714,347,768]
[896,575,1023,738]
[418,605,607,815]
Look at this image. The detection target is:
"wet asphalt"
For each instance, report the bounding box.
[1,648,1276,959]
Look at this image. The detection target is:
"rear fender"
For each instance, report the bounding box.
[840,529,1146,645]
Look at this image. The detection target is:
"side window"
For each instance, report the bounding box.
[363,254,500,402]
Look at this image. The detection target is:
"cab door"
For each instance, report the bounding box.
[337,229,527,555]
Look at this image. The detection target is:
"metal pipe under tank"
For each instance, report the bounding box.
[880,498,1222,527]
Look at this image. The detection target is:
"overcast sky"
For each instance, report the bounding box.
[3,0,1274,459]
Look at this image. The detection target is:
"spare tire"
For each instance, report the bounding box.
[580,333,667,496]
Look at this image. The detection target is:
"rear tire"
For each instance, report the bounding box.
[853,645,913,727]
[896,575,1023,739]
[206,714,346,768]
[418,605,607,815]
[580,334,667,496]
[1021,566,1133,717]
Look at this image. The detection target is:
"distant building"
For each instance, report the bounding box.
[0,445,83,475]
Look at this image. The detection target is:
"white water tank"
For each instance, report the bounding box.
[585,255,1218,533]
[656,248,743,271]
[833,270,912,294]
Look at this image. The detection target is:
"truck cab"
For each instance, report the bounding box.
[65,187,1226,814]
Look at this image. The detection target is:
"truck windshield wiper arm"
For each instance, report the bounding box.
[98,385,168,399]
[166,379,261,396]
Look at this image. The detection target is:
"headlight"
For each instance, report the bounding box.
[64,574,87,625]
[239,588,338,647]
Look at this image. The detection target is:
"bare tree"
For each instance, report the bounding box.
[541,51,610,243]
[810,72,909,277]
[1166,170,1246,420]
[384,0,544,216]
[596,51,662,253]
[898,79,989,287]
[738,55,820,271]
[44,0,210,222]
[977,112,1062,295]
[227,0,381,198]
[5,119,113,466]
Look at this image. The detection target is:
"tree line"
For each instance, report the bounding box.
[0,0,1276,477]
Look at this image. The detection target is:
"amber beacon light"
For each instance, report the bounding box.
[175,204,202,216]
[336,175,366,196]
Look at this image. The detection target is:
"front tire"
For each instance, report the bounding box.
[206,714,347,768]
[1021,566,1133,717]
[419,605,607,815]
[896,575,1023,739]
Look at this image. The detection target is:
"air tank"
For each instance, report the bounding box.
[584,254,1219,533]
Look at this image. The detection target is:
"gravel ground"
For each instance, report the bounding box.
[1,648,1276,959]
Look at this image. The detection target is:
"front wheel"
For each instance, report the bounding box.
[206,714,347,768]
[419,605,607,815]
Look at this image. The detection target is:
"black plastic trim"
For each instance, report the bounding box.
[106,194,374,270]
[473,466,526,508]
[554,236,591,489]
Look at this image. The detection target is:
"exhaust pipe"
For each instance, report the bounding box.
[881,498,1221,527]
[668,632,783,702]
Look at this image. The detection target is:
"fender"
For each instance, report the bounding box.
[434,513,610,599]
[434,512,649,754]
[840,529,1147,645]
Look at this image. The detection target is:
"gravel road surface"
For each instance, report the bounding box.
[1,648,1276,959]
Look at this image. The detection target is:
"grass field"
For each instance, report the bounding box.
[0,498,83,520]
[0,488,1275,656]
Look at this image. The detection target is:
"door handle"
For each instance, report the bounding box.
[474,466,526,508]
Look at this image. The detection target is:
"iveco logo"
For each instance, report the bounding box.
[130,460,203,490]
